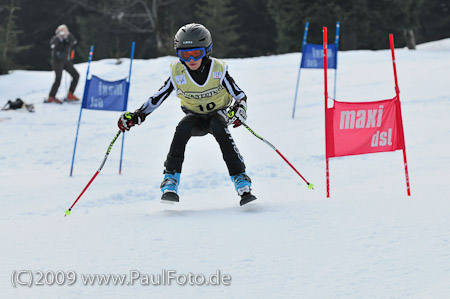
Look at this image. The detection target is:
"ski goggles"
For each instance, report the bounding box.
[177,44,212,62]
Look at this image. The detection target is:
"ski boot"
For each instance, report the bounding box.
[66,92,79,102]
[231,172,257,206]
[160,170,181,204]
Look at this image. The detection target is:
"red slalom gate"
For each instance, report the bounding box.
[323,28,411,197]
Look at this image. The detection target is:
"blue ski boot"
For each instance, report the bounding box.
[160,171,181,203]
[231,172,257,206]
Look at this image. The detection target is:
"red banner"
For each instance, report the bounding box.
[326,97,405,158]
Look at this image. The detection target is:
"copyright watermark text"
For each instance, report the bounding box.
[11,270,232,287]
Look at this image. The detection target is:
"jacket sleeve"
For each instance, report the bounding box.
[50,36,64,61]
[50,36,58,49]
[139,77,174,115]
[221,71,247,103]
[68,34,77,48]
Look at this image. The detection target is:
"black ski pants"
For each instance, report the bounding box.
[49,60,79,97]
[165,112,246,176]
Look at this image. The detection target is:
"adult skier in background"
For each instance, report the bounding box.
[118,23,256,206]
[46,24,79,104]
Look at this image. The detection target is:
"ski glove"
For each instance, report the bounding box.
[227,100,247,128]
[118,110,146,132]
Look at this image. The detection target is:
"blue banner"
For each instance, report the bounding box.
[81,75,129,111]
[301,43,337,69]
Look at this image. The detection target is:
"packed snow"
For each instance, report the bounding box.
[1,38,449,299]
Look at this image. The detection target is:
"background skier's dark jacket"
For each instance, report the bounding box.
[50,34,77,63]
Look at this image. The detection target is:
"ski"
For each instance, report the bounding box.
[160,191,256,206]
[64,98,81,104]
[240,192,257,206]
[161,192,179,204]
[43,97,80,104]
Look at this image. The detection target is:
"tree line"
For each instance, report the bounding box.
[1,0,449,74]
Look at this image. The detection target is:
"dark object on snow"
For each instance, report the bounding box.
[2,98,35,112]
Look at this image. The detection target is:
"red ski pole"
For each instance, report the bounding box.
[242,123,314,189]
[65,130,122,216]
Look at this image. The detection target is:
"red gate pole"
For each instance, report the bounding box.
[323,27,330,198]
[389,34,411,196]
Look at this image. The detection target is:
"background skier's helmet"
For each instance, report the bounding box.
[174,23,212,56]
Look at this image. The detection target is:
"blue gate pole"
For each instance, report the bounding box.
[333,22,340,100]
[119,41,135,174]
[70,45,94,177]
[292,22,309,119]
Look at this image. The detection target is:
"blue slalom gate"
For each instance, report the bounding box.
[70,42,135,176]
[292,22,340,118]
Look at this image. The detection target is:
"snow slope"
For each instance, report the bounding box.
[1,38,449,299]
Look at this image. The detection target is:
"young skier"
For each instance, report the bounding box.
[118,23,256,206]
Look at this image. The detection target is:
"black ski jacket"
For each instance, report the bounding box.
[50,34,77,63]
